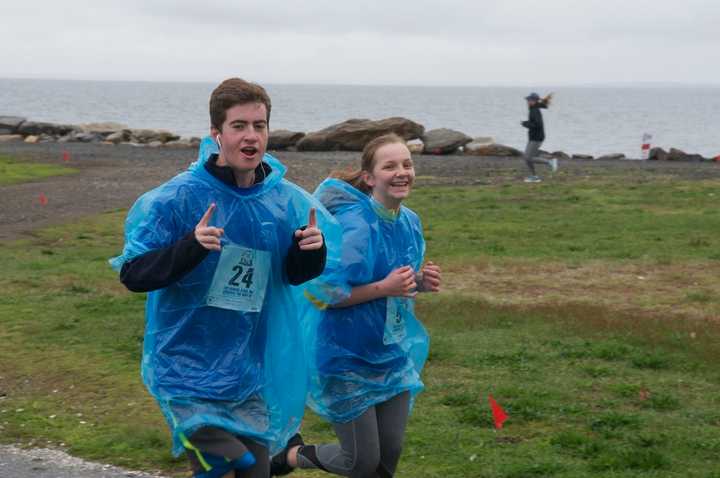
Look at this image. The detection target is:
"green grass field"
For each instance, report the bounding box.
[0,154,77,185]
[1,172,719,477]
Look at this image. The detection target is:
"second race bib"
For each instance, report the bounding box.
[383,297,413,345]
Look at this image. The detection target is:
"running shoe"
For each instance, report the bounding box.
[270,433,304,476]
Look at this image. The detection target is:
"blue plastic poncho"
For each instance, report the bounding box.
[110,137,342,455]
[304,178,430,423]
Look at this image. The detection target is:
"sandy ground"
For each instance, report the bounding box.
[2,142,719,242]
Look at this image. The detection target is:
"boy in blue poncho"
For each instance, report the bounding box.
[271,134,442,478]
[111,78,333,478]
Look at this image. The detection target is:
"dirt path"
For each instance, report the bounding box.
[2,142,719,242]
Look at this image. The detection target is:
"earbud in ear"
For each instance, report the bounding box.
[216,135,222,149]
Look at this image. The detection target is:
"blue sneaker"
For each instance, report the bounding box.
[524,176,542,183]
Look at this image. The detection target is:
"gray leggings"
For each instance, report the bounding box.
[524,140,551,175]
[298,391,410,478]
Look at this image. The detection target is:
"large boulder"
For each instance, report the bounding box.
[666,147,705,161]
[0,134,24,143]
[422,128,472,155]
[596,153,626,161]
[463,137,495,155]
[296,117,425,152]
[268,129,305,150]
[105,130,130,144]
[0,116,26,135]
[572,154,594,160]
[129,129,180,144]
[17,121,76,137]
[407,138,424,154]
[72,131,102,143]
[667,148,688,161]
[56,131,103,143]
[79,122,128,136]
[538,149,555,159]
[464,143,522,157]
[648,147,667,161]
[164,137,199,148]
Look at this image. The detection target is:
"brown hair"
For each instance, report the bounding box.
[330,133,407,194]
[541,92,554,107]
[209,78,272,131]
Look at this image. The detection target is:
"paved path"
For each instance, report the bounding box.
[0,445,168,478]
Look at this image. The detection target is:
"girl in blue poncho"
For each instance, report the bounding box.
[112,78,339,478]
[272,134,441,478]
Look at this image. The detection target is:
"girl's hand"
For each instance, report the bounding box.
[381,266,417,298]
[419,261,441,292]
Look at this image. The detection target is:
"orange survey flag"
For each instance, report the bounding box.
[488,395,508,429]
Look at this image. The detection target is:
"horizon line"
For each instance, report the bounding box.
[2,76,720,89]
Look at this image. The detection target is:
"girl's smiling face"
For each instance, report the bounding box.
[364,142,415,210]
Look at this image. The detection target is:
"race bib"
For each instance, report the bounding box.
[206,245,271,312]
[384,297,413,345]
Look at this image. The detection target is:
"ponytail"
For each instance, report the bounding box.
[541,92,554,107]
[330,168,371,194]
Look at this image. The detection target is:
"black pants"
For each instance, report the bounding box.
[186,427,269,478]
[524,140,551,175]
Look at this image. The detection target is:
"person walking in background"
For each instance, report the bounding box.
[522,92,557,183]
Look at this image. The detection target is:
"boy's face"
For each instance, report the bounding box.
[212,102,269,173]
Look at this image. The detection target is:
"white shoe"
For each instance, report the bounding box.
[551,158,558,172]
[524,176,542,183]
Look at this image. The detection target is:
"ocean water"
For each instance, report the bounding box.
[2,78,719,158]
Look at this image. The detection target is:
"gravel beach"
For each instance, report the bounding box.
[1,142,719,242]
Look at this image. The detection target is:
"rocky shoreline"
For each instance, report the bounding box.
[0,115,717,162]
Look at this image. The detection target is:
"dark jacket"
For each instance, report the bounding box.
[522,103,547,142]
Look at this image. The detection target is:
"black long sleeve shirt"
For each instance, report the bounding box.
[120,155,326,292]
[522,103,547,142]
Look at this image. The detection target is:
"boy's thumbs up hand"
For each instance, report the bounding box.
[295,208,323,251]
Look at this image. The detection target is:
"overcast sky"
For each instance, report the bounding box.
[2,0,719,86]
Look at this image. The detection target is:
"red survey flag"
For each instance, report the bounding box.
[62,151,70,162]
[488,395,508,429]
[39,193,48,206]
